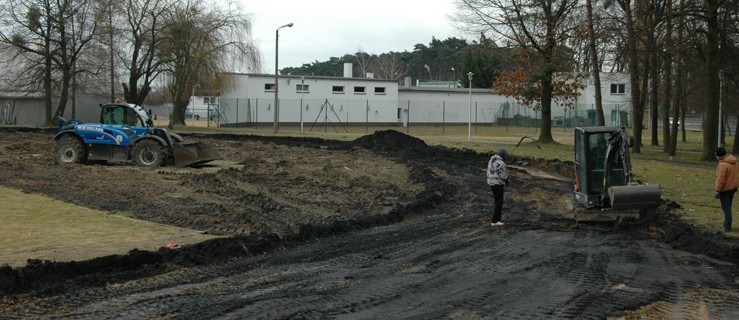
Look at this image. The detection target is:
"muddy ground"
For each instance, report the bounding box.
[0,127,737,319]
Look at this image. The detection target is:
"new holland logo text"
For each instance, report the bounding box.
[78,125,104,132]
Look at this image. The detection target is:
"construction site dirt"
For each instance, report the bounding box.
[0,127,737,319]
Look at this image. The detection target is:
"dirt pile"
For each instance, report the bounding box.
[352,129,432,157]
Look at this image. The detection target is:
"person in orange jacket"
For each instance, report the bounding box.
[714,147,737,233]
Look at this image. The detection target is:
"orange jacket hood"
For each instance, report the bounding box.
[715,154,738,192]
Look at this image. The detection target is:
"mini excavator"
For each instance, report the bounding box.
[573,126,661,221]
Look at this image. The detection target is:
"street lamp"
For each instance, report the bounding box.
[274,22,293,133]
[467,72,474,142]
[300,76,305,133]
[191,83,199,126]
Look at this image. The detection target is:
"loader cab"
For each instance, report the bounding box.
[574,127,626,208]
[100,103,151,127]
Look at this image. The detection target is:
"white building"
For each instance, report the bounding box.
[572,72,632,127]
[1,65,632,127]
[0,92,45,125]
[216,67,632,129]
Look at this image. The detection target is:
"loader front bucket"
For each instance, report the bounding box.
[171,141,221,167]
[607,185,661,210]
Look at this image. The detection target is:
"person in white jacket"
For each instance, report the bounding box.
[487,149,509,226]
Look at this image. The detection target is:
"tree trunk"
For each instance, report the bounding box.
[170,98,188,128]
[108,0,115,103]
[538,71,555,143]
[168,79,193,128]
[623,0,643,153]
[54,8,70,119]
[663,0,674,153]
[44,36,53,126]
[586,0,604,126]
[649,46,659,146]
[702,0,721,160]
[43,1,53,126]
[54,68,71,119]
[662,59,673,150]
[169,86,189,128]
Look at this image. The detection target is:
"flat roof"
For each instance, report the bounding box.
[399,86,495,94]
[0,91,44,99]
[225,73,397,83]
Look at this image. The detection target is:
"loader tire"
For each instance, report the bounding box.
[54,136,87,165]
[132,139,168,167]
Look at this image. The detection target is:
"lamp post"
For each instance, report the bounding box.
[274,22,293,133]
[300,76,305,133]
[718,69,724,147]
[467,72,474,142]
[191,83,199,126]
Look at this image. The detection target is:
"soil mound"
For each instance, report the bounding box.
[352,130,432,157]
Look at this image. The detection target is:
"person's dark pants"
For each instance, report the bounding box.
[490,184,504,223]
[719,190,735,231]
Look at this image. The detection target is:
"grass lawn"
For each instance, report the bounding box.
[0,186,221,267]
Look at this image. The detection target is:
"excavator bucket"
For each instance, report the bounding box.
[608,185,661,210]
[171,141,221,167]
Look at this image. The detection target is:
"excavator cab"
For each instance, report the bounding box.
[574,127,661,220]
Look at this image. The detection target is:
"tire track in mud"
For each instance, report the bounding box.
[1,129,738,318]
[4,177,737,319]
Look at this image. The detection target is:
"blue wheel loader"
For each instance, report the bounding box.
[53,102,220,168]
[573,126,662,221]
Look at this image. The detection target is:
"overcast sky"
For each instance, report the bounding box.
[240,0,460,74]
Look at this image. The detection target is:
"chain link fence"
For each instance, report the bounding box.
[197,97,631,133]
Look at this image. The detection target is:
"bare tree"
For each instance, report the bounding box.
[661,0,674,151]
[354,47,373,78]
[667,0,685,156]
[0,0,103,125]
[52,0,104,119]
[159,0,260,128]
[586,0,605,125]
[701,0,727,159]
[373,52,408,81]
[453,0,580,143]
[616,0,648,152]
[119,0,169,105]
[1,0,57,124]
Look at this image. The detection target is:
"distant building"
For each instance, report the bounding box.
[216,64,632,128]
[2,63,633,127]
[0,91,45,125]
[416,80,461,88]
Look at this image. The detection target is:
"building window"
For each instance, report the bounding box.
[354,86,366,94]
[374,87,386,95]
[203,97,218,105]
[610,83,625,94]
[332,86,344,94]
[296,84,309,93]
[264,83,275,91]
